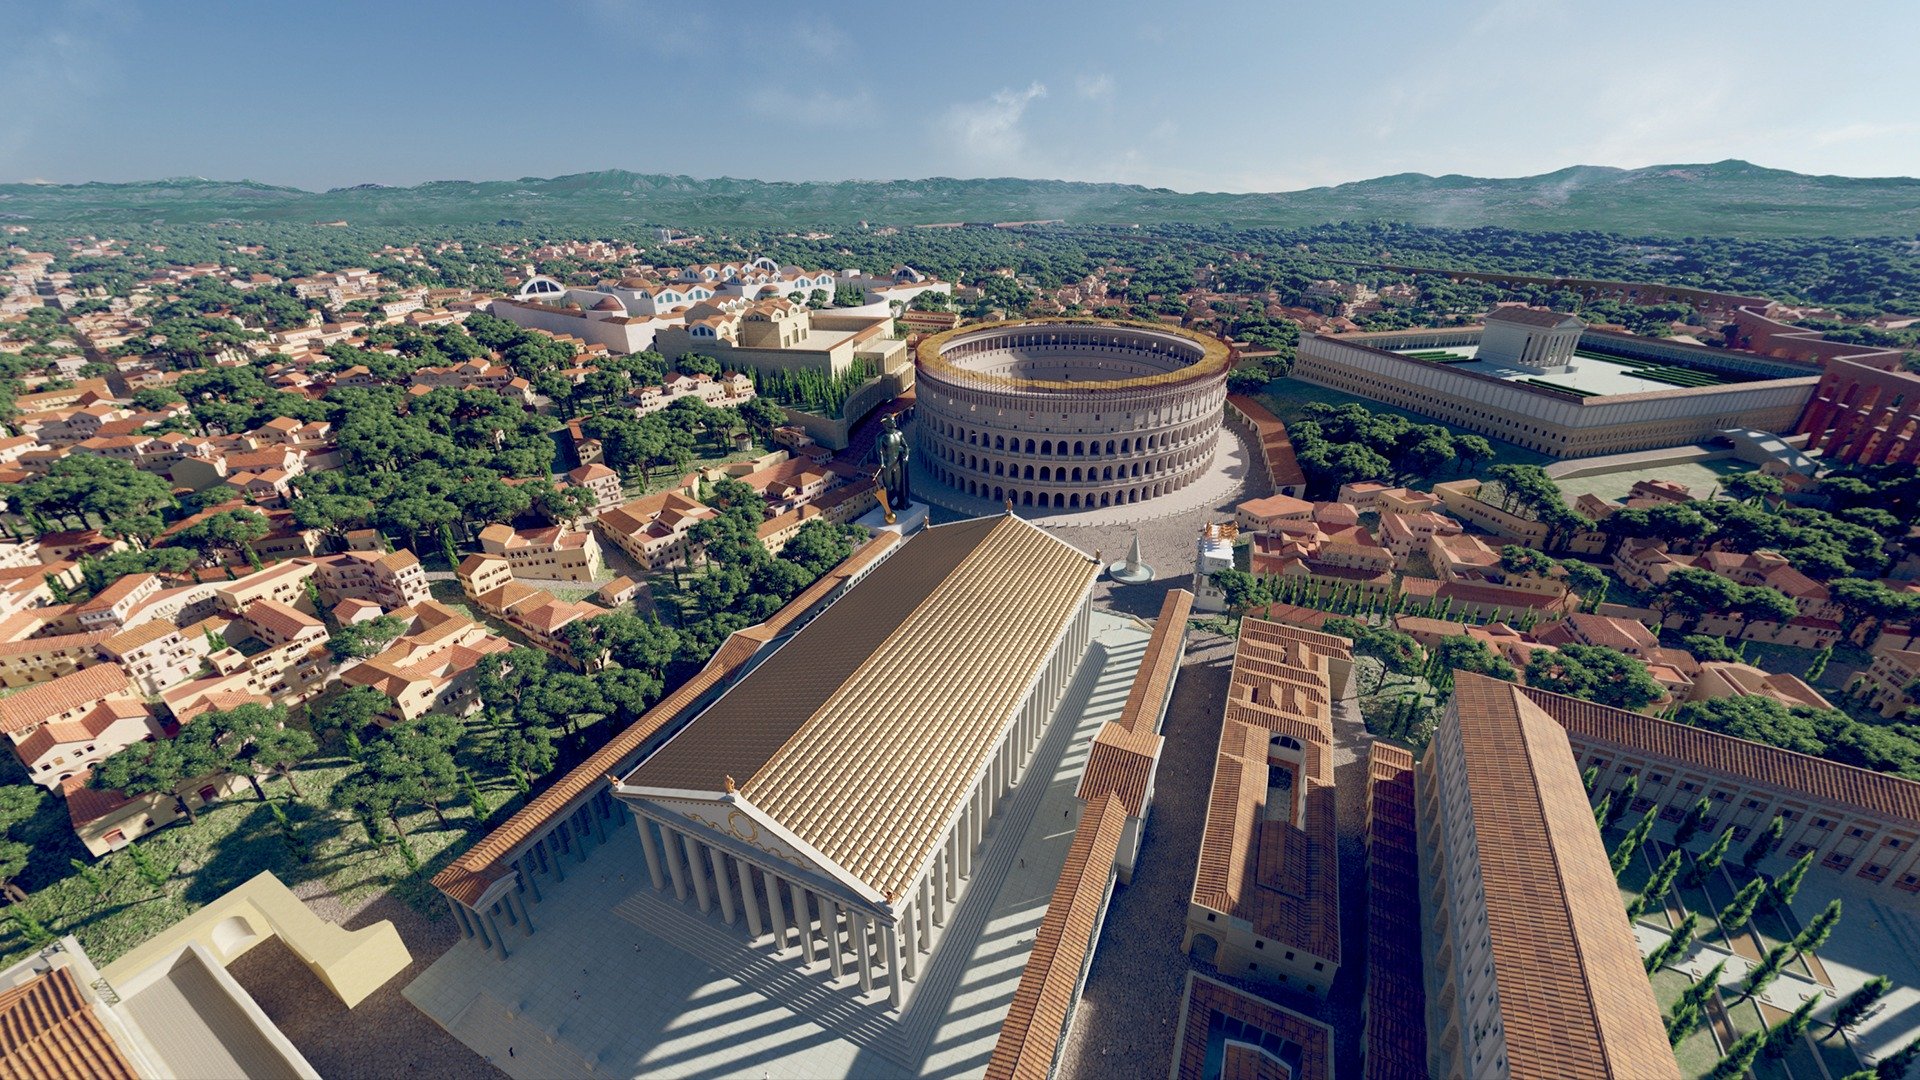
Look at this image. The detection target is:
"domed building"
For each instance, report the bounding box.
[916,319,1231,510]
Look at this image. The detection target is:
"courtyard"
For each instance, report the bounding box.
[1613,813,1920,1078]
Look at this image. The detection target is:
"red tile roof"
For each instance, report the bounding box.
[0,665,132,735]
[0,966,139,1080]
[985,793,1127,1080]
[1517,683,1920,823]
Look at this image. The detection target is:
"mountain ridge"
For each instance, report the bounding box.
[2,161,1915,237]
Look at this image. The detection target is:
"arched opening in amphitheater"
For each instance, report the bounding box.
[913,320,1231,514]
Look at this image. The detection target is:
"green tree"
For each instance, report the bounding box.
[1772,851,1815,910]
[1709,1030,1766,1080]
[1606,776,1638,830]
[1611,813,1654,877]
[1526,643,1665,711]
[1629,849,1685,921]
[4,454,174,533]
[1687,826,1735,886]
[1718,876,1768,935]
[92,728,224,825]
[1877,1036,1920,1080]
[125,842,168,890]
[1764,993,1820,1059]
[1739,942,1792,1001]
[1792,898,1843,958]
[327,613,407,661]
[212,703,317,800]
[1674,797,1713,848]
[1645,911,1699,973]
[1831,976,1894,1035]
[1744,814,1787,868]
[1805,644,1833,683]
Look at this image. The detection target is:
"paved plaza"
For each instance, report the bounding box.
[405,612,1153,1079]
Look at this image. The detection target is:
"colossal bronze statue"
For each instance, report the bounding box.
[876,413,912,513]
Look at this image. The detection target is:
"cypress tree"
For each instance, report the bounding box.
[1876,1036,1920,1080]
[1629,849,1685,920]
[1792,898,1843,958]
[1764,994,1820,1059]
[1718,877,1768,936]
[1605,776,1637,830]
[1830,975,1893,1034]
[1739,942,1792,1001]
[1674,797,1713,848]
[1743,814,1786,868]
[1708,1030,1765,1080]
[1687,826,1736,886]
[1772,851,1815,910]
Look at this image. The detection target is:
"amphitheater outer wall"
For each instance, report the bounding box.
[914,319,1230,511]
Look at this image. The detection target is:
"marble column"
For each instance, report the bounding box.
[737,858,763,939]
[482,908,508,959]
[663,825,688,902]
[683,833,712,913]
[854,913,874,993]
[885,925,904,1008]
[917,876,935,947]
[637,816,666,892]
[826,899,846,979]
[790,881,816,964]
[507,888,535,935]
[767,869,789,953]
[901,904,919,979]
[710,845,737,926]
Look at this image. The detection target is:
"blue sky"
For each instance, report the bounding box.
[6,0,1918,191]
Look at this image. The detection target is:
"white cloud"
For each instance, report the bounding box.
[942,82,1048,166]
[1075,73,1115,102]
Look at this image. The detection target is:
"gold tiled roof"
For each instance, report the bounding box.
[916,318,1231,393]
[1076,589,1189,814]
[434,533,900,906]
[628,515,1097,900]
[1450,674,1679,1080]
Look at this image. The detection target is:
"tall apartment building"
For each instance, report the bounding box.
[1415,674,1678,1079]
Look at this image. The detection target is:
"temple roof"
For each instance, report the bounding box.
[625,514,1097,900]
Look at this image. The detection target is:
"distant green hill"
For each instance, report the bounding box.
[3,161,1915,237]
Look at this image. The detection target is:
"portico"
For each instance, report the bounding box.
[613,513,1097,1010]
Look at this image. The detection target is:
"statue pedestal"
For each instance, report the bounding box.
[856,500,930,538]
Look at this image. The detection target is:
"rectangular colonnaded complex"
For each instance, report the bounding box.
[1292,308,1821,458]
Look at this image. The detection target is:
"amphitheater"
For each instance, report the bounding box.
[915,319,1231,511]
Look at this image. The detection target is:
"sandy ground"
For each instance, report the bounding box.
[226,885,507,1080]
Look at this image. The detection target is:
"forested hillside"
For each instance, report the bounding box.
[4,161,1918,237]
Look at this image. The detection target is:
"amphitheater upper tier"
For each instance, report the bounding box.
[915,319,1231,511]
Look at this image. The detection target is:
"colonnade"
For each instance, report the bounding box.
[444,787,624,959]
[624,598,1093,1010]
